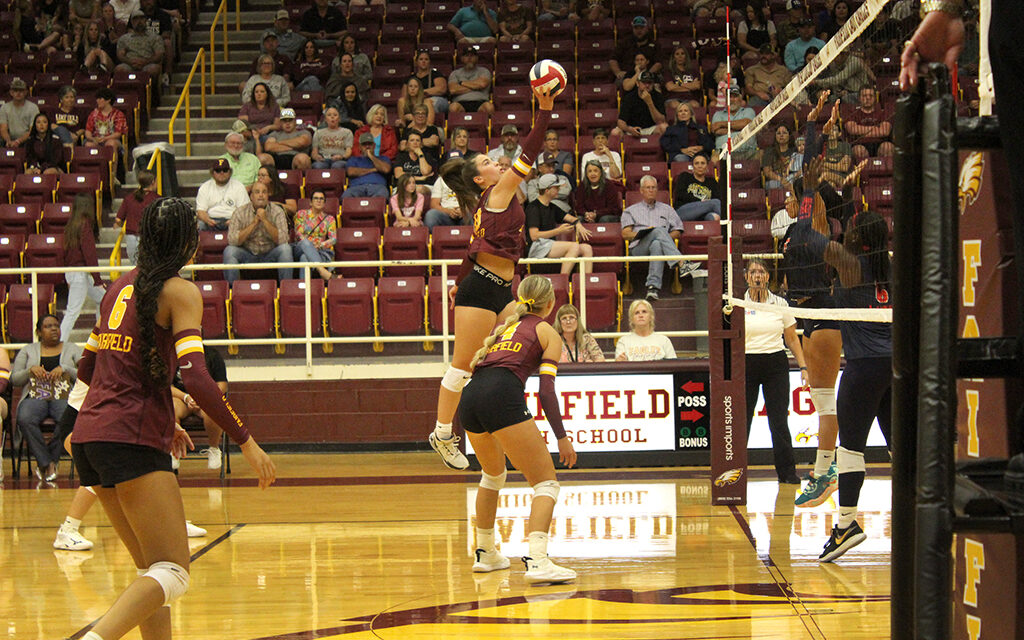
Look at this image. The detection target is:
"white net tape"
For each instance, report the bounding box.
[729,297,892,322]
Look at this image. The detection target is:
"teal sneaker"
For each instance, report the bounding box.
[795,461,838,508]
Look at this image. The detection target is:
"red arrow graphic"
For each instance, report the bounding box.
[681,381,705,393]
[679,409,704,422]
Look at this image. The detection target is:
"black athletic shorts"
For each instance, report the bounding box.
[460,367,533,434]
[454,263,514,314]
[792,294,840,337]
[456,99,487,113]
[72,441,173,488]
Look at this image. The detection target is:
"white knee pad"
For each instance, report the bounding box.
[533,479,560,502]
[809,387,837,416]
[480,469,507,491]
[836,446,865,474]
[441,366,472,393]
[143,561,190,605]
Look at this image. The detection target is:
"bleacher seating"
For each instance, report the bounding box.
[377,276,425,336]
[230,280,278,340]
[326,277,376,337]
[198,281,230,339]
[279,279,325,338]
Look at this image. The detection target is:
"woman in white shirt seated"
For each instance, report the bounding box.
[743,257,808,484]
[615,300,675,361]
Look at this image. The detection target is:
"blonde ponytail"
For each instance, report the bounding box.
[468,275,556,370]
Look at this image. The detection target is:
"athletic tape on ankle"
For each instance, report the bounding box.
[441,366,472,393]
[480,469,506,491]
[837,446,866,474]
[809,388,837,416]
[143,561,190,605]
[533,479,560,501]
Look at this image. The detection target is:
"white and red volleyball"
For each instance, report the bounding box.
[529,59,568,97]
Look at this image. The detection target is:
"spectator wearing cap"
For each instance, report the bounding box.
[448,45,495,114]
[580,0,611,21]
[611,71,668,140]
[486,124,522,162]
[737,1,777,54]
[537,0,578,21]
[115,9,165,78]
[539,129,574,178]
[247,33,291,83]
[219,131,262,189]
[579,128,622,180]
[777,0,807,50]
[745,44,793,108]
[342,132,390,198]
[311,107,353,169]
[238,82,281,141]
[610,16,662,83]
[783,18,825,73]
[526,174,594,275]
[408,49,450,114]
[0,79,40,148]
[298,0,347,48]
[498,0,533,42]
[224,180,294,283]
[710,88,757,159]
[243,54,291,108]
[196,159,250,230]
[672,152,722,222]
[447,0,498,45]
[263,108,312,170]
[231,119,263,157]
[84,88,127,154]
[526,153,573,212]
[263,9,304,61]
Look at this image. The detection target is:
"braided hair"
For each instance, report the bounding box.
[134,197,199,388]
[469,275,554,370]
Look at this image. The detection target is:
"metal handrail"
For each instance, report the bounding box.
[209,0,229,93]
[168,48,208,155]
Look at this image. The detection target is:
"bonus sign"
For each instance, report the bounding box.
[674,372,711,451]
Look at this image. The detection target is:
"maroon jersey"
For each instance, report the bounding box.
[477,313,547,383]
[468,184,526,263]
[72,269,177,452]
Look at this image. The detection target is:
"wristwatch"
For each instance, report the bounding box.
[920,0,964,19]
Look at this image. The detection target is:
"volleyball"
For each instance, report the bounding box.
[529,59,568,97]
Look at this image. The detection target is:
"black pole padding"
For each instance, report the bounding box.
[955,116,1002,150]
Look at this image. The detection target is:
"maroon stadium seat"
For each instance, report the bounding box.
[424,1,460,22]
[0,174,12,202]
[0,148,25,176]
[734,219,773,253]
[417,21,451,46]
[494,62,533,87]
[304,169,346,200]
[492,85,533,111]
[430,225,471,263]
[335,227,381,278]
[572,272,619,331]
[229,280,278,340]
[23,233,64,285]
[427,274,457,334]
[581,222,624,274]
[56,173,103,218]
[622,135,663,163]
[679,220,721,256]
[536,38,575,62]
[578,107,618,133]
[197,280,230,338]
[38,203,73,233]
[382,226,429,277]
[372,65,407,90]
[729,158,762,188]
[341,196,385,229]
[577,60,611,84]
[490,109,533,136]
[625,190,669,208]
[577,83,617,110]
[496,40,535,64]
[70,146,116,197]
[447,111,490,139]
[296,196,340,216]
[13,174,58,204]
[5,283,55,342]
[377,276,425,335]
[624,161,669,190]
[276,169,304,200]
[197,230,229,281]
[326,277,376,336]
[367,87,401,113]
[0,204,40,235]
[863,184,894,216]
[278,278,325,338]
[546,109,576,139]
[862,156,893,183]
[378,42,416,65]
[533,273,569,324]
[731,187,767,220]
[0,234,25,285]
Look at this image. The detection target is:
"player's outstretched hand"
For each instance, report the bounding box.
[532,84,555,111]
[241,438,277,489]
[171,424,195,461]
[557,436,577,469]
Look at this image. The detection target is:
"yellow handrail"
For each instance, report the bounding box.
[168,48,207,155]
[109,150,162,278]
[235,0,241,30]
[209,0,229,93]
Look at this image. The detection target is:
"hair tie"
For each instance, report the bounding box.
[518,297,535,307]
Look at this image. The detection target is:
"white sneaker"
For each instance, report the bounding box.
[522,556,576,584]
[678,261,701,278]
[428,432,469,470]
[472,548,510,572]
[53,527,94,551]
[170,455,180,470]
[203,447,222,470]
[185,521,207,537]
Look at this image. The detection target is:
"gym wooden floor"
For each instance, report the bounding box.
[0,453,892,640]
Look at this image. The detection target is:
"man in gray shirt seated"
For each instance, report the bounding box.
[0,79,39,147]
[116,10,166,78]
[223,181,294,283]
[262,108,312,170]
[448,45,494,114]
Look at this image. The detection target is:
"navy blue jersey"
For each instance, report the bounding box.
[781,217,831,299]
[835,254,892,359]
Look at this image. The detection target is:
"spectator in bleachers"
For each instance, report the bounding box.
[248,33,291,84]
[579,128,622,181]
[339,34,372,82]
[116,10,164,79]
[51,86,85,148]
[224,180,294,283]
[238,82,281,141]
[864,3,900,57]
[108,0,136,25]
[299,0,348,48]
[621,175,699,301]
[263,108,312,170]
[448,45,495,115]
[114,169,157,263]
[789,134,806,182]
[615,299,675,360]
[290,39,330,92]
[776,0,807,51]
[84,88,127,155]
[487,124,522,162]
[263,10,304,61]
[311,107,353,169]
[1,79,40,148]
[498,0,533,43]
[784,18,825,73]
[711,87,757,159]
[610,16,662,83]
[137,0,173,86]
[233,120,264,159]
[409,49,450,115]
[555,304,605,362]
[580,0,610,21]
[353,104,398,160]
[538,129,574,178]
[574,159,623,223]
[342,132,391,198]
[496,154,528,203]
[396,77,437,129]
[761,124,795,190]
[243,54,291,108]
[325,53,369,103]
[745,44,792,108]
[537,0,577,21]
[705,57,742,109]
[329,81,366,132]
[219,132,261,188]
[61,194,106,339]
[816,0,849,41]
[424,172,468,229]
[445,127,473,161]
[24,113,64,175]
[19,0,66,54]
[611,71,668,140]
[691,0,728,18]
[447,0,498,45]
[197,159,249,229]
[527,152,573,212]
[63,21,85,54]
[526,173,593,275]
[821,125,852,189]
[393,131,438,190]
[843,87,893,162]
[814,48,874,104]
[738,1,777,54]
[292,189,337,281]
[621,51,655,92]
[349,0,386,6]
[401,105,443,164]
[664,46,702,112]
[256,164,298,214]
[69,0,101,30]
[672,152,721,222]
[75,20,116,72]
[661,103,714,164]
[390,173,426,227]
[98,2,126,48]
